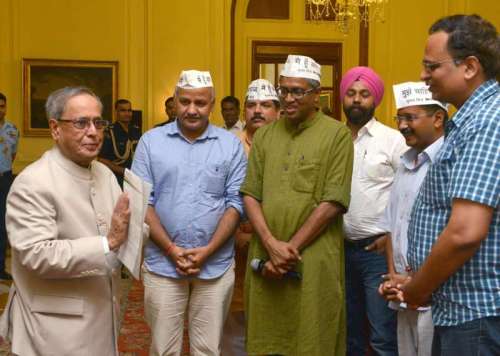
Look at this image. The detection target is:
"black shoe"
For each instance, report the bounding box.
[0,271,12,280]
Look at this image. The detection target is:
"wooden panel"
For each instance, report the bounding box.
[247,0,289,19]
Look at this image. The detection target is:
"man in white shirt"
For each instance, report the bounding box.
[221,96,244,134]
[379,82,447,356]
[341,66,407,356]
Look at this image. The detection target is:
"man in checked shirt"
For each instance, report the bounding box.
[382,14,500,356]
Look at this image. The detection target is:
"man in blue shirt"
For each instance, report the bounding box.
[0,92,19,280]
[132,70,247,356]
[389,15,499,356]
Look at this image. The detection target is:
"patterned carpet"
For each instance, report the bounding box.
[118,278,151,355]
[119,278,190,355]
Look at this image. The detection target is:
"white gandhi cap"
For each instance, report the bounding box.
[280,55,321,82]
[177,70,213,89]
[246,79,279,102]
[393,81,448,111]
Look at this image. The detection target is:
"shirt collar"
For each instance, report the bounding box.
[224,120,244,130]
[401,136,444,170]
[165,120,218,141]
[447,80,499,134]
[357,117,380,138]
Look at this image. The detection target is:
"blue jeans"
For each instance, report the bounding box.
[432,316,500,356]
[345,239,398,356]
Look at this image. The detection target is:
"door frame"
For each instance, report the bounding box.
[251,40,343,120]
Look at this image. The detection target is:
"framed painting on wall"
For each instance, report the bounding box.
[319,90,333,111]
[22,58,118,137]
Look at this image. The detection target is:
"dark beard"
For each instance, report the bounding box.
[344,105,375,126]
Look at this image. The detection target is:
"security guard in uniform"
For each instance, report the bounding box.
[99,99,141,187]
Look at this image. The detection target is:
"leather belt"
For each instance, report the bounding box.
[344,233,386,248]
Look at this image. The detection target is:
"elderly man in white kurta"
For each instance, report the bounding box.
[0,86,130,356]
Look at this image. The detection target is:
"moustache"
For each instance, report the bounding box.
[250,115,264,121]
[183,114,201,120]
[346,105,366,113]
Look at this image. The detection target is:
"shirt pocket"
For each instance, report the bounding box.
[293,160,320,193]
[31,294,84,316]
[422,144,455,207]
[199,163,228,208]
[361,153,393,180]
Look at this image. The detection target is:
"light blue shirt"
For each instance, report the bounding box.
[0,121,19,173]
[379,137,443,274]
[131,122,247,279]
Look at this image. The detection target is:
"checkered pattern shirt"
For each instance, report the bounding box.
[407,80,500,326]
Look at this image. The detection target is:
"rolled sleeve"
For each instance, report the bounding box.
[450,118,500,208]
[225,140,248,216]
[131,134,155,205]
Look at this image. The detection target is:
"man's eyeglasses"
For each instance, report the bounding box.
[58,117,109,130]
[422,58,461,72]
[393,113,430,122]
[276,87,315,100]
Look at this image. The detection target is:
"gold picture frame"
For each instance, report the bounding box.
[23,58,118,137]
[319,90,333,111]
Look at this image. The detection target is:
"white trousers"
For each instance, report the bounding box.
[397,308,433,356]
[221,311,247,356]
[143,265,235,356]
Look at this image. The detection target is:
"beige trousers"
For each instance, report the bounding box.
[143,265,235,356]
[397,308,434,356]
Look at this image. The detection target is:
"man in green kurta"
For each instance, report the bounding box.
[241,54,354,356]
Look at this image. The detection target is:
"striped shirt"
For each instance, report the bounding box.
[407,80,500,326]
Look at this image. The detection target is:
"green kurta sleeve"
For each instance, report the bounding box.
[320,125,353,209]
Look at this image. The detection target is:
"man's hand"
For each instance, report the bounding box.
[400,279,432,308]
[264,238,301,273]
[366,235,387,255]
[107,193,131,251]
[261,260,284,279]
[183,246,212,272]
[166,244,200,276]
[378,273,409,302]
[379,274,429,309]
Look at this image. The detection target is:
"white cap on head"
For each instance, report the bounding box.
[246,79,279,102]
[280,55,321,82]
[393,81,448,111]
[176,70,213,89]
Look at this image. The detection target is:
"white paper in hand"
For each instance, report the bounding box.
[119,169,152,280]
